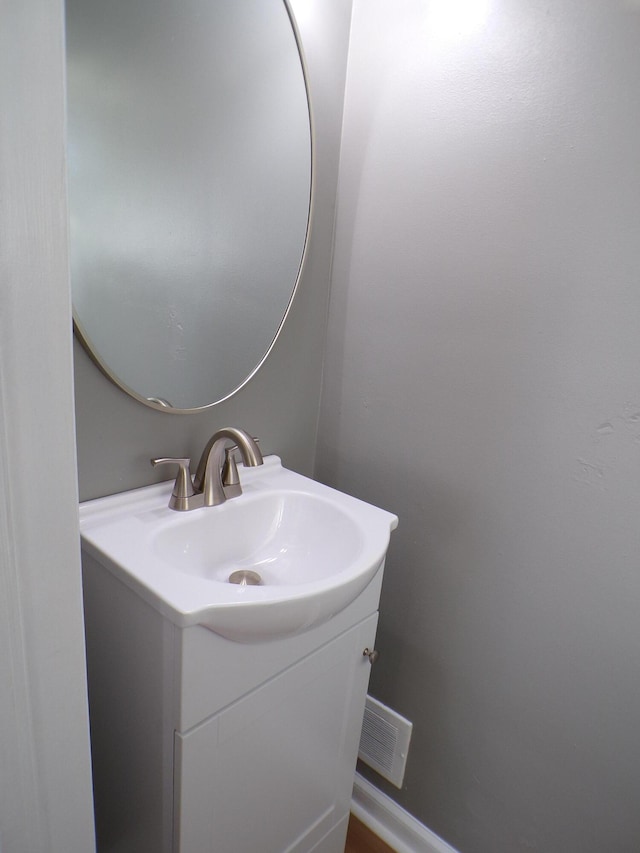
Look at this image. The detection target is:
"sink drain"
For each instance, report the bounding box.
[228,570,263,586]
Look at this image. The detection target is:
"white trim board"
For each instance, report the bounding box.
[351,773,460,853]
[0,0,95,848]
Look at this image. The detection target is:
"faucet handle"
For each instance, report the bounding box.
[223,437,260,467]
[150,457,196,510]
[222,446,242,498]
[222,438,260,498]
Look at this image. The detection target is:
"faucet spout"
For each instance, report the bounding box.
[193,427,263,506]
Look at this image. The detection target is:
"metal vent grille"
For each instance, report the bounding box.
[358,695,412,789]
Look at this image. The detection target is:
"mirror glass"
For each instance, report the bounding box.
[66,0,311,411]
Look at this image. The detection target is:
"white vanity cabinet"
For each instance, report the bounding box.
[175,615,376,853]
[82,550,384,853]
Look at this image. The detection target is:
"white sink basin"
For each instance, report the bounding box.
[79,456,398,642]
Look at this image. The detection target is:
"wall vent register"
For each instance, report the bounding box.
[358,695,412,788]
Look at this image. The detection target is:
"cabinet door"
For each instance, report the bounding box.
[174,614,377,853]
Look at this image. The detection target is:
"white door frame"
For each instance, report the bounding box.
[0,0,96,850]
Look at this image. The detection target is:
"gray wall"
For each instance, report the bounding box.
[317,1,640,851]
[74,0,353,501]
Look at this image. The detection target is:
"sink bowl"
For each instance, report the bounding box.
[79,456,398,642]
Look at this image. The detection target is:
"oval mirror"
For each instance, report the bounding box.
[66,0,312,412]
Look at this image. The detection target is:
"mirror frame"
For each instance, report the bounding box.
[71,0,315,414]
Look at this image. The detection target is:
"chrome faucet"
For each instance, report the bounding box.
[193,427,262,506]
[151,427,263,511]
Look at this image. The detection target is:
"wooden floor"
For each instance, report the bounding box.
[344,815,395,853]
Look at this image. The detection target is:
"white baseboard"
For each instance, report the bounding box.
[351,773,460,853]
